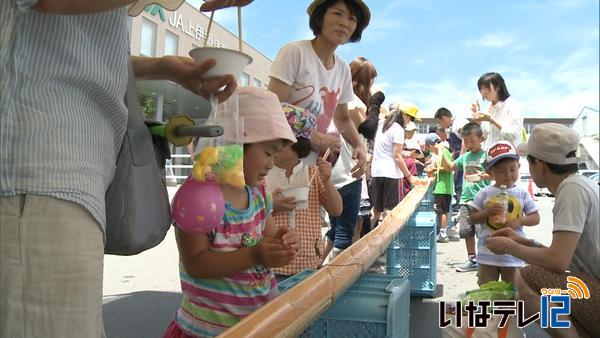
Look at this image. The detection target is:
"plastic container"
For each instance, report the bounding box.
[417,183,435,211]
[278,271,410,338]
[386,211,437,297]
[490,185,509,225]
[280,186,309,209]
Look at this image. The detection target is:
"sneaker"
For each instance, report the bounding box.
[455,260,478,272]
[437,233,450,243]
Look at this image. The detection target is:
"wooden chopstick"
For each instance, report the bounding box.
[308,148,331,186]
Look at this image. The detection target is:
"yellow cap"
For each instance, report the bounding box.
[390,102,420,121]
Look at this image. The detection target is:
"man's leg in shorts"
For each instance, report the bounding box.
[518,265,600,338]
[477,264,500,286]
[1,195,105,338]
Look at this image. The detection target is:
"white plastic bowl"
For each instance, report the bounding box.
[189,47,252,80]
[281,186,309,209]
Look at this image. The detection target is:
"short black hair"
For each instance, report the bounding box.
[434,107,452,120]
[290,137,312,159]
[527,154,579,175]
[428,125,438,133]
[309,0,367,43]
[461,122,483,137]
[477,72,510,102]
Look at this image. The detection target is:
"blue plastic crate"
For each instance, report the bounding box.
[278,271,410,338]
[417,183,436,211]
[386,211,437,297]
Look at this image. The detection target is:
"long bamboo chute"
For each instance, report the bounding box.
[219,180,432,337]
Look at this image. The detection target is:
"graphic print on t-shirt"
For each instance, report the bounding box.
[292,85,340,134]
[317,87,340,133]
[464,160,485,183]
[485,194,523,230]
[291,85,317,106]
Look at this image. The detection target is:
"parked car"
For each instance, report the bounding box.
[578,170,599,178]
[588,172,599,185]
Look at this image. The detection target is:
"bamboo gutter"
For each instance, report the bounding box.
[219,180,432,337]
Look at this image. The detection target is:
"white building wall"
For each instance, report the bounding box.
[130,3,272,87]
[572,106,599,138]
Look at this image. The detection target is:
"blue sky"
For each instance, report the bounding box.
[187,0,599,119]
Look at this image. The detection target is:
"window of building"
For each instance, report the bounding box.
[164,30,179,56]
[239,72,250,87]
[253,78,261,87]
[418,124,431,134]
[140,18,157,57]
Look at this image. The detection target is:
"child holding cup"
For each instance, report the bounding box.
[265,104,342,281]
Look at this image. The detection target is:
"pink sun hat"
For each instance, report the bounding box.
[239,87,297,144]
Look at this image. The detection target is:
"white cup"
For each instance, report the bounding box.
[280,186,309,210]
[189,47,252,80]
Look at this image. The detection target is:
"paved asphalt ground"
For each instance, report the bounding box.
[103,187,555,337]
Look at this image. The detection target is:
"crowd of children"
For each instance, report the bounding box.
[163,10,566,336]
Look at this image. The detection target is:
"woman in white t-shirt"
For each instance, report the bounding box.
[470,72,524,149]
[268,0,370,174]
[370,111,419,226]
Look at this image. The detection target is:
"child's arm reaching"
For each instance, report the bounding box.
[316,157,343,217]
[440,152,456,171]
[175,227,296,279]
[436,144,453,173]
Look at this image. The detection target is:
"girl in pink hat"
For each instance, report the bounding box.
[164,87,300,338]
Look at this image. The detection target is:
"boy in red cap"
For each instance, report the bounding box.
[469,141,540,286]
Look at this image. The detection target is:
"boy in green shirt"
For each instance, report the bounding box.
[424,133,454,243]
[441,122,491,271]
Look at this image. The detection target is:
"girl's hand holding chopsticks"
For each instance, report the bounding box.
[308,148,331,187]
[316,157,332,184]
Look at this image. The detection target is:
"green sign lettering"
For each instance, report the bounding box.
[144,4,166,22]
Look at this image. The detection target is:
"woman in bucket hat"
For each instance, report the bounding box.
[268,0,371,178]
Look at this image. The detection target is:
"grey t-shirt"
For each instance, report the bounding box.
[553,174,600,278]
